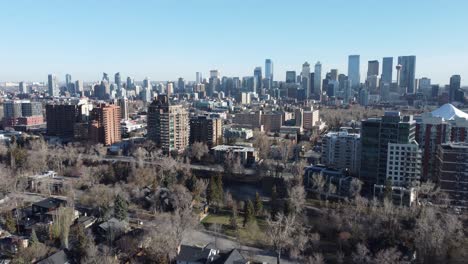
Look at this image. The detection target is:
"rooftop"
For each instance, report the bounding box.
[431,103,468,120]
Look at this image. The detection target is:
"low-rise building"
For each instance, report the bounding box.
[212,145,258,166]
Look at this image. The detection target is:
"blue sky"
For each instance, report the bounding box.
[1,0,467,85]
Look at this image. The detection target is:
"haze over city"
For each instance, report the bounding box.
[1,0,468,84]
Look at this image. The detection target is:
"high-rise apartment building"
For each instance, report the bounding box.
[117,97,129,120]
[189,115,223,148]
[360,112,416,189]
[89,104,121,146]
[348,55,360,89]
[46,104,81,138]
[386,142,422,187]
[147,95,189,154]
[321,129,361,175]
[397,56,416,94]
[436,142,468,206]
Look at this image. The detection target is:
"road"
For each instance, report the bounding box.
[182,229,297,264]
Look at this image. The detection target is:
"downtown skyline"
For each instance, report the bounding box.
[1,0,468,84]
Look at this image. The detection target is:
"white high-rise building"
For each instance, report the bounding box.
[386,142,422,187]
[321,129,361,175]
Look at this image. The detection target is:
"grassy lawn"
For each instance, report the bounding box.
[201,210,268,247]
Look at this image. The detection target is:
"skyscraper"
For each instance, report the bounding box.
[19,82,26,93]
[367,60,379,77]
[196,72,202,83]
[397,56,417,94]
[286,71,296,83]
[265,59,273,85]
[381,57,393,85]
[302,62,311,99]
[348,55,360,89]
[253,67,263,93]
[449,75,461,102]
[48,74,59,97]
[102,73,109,83]
[65,74,72,92]
[147,95,189,154]
[314,62,322,100]
[126,76,134,90]
[75,80,83,94]
[115,72,122,89]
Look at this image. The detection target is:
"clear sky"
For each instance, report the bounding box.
[1,0,467,85]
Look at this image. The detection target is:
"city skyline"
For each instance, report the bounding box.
[1,0,468,84]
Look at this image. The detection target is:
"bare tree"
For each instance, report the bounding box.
[306,253,325,264]
[351,243,371,264]
[253,130,270,160]
[266,213,298,264]
[348,178,363,199]
[288,185,306,216]
[312,173,326,200]
[190,142,209,162]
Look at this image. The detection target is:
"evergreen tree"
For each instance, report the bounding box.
[229,203,238,230]
[30,228,39,245]
[4,211,16,234]
[207,176,216,205]
[384,180,393,200]
[215,175,224,205]
[283,200,291,216]
[270,185,279,218]
[254,192,263,216]
[75,226,90,261]
[243,200,255,227]
[247,200,255,223]
[114,194,128,221]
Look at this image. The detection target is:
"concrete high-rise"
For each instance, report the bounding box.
[48,74,59,97]
[89,104,121,146]
[314,62,322,100]
[397,56,416,94]
[367,60,379,77]
[196,72,202,83]
[117,97,129,120]
[348,55,360,89]
[321,129,361,175]
[147,95,189,154]
[360,112,416,189]
[381,57,393,85]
